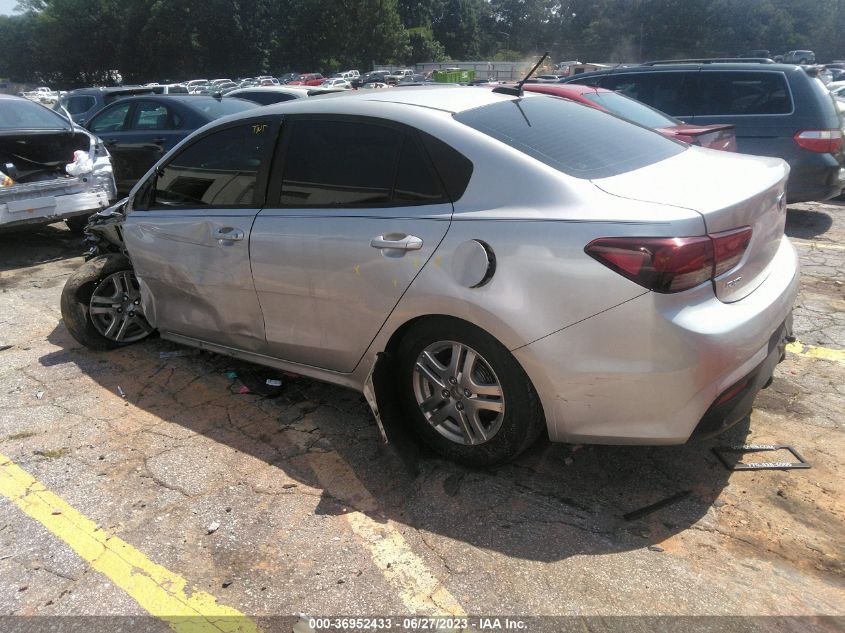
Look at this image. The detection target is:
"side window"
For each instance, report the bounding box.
[88,102,131,133]
[64,96,96,115]
[278,119,448,207]
[394,136,446,203]
[280,120,402,206]
[697,72,792,115]
[600,72,696,117]
[149,122,272,209]
[132,101,181,130]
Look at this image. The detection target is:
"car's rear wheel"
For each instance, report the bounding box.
[60,254,154,350]
[396,318,545,466]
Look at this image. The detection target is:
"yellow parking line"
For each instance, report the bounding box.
[305,451,466,616]
[0,452,262,633]
[786,341,845,364]
[789,239,845,251]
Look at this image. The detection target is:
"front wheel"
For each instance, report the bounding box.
[396,318,545,466]
[60,254,154,350]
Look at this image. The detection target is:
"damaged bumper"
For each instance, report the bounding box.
[0,128,116,231]
[0,174,114,229]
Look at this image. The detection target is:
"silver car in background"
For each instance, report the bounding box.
[61,86,798,465]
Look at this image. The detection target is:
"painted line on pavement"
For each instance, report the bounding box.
[786,340,845,364]
[305,451,467,616]
[0,452,262,633]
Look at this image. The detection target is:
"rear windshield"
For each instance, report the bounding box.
[190,98,258,118]
[454,96,684,179]
[583,91,679,128]
[0,99,68,130]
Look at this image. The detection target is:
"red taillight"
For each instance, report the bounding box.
[711,227,753,276]
[585,227,752,293]
[793,129,843,153]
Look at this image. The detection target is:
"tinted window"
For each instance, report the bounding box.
[62,95,96,115]
[280,120,402,206]
[583,91,679,128]
[189,98,258,118]
[697,72,792,115]
[455,97,684,179]
[0,98,68,129]
[599,72,696,116]
[394,137,446,203]
[150,122,271,208]
[88,102,131,133]
[132,102,180,130]
[236,91,297,105]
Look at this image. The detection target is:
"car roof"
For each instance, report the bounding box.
[572,62,810,74]
[255,85,524,115]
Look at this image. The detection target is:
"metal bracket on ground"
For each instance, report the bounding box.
[712,444,811,471]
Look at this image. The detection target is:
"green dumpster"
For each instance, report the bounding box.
[431,69,476,83]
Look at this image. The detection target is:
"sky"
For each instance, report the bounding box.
[0,0,18,16]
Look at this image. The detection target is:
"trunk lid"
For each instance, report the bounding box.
[592,147,789,302]
[659,123,737,152]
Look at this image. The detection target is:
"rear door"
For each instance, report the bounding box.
[123,118,277,351]
[250,116,454,372]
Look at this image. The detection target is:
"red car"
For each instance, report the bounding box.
[524,83,737,152]
[288,73,325,87]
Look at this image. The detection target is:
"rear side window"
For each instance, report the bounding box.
[237,91,297,105]
[454,96,685,180]
[697,72,792,115]
[62,95,96,115]
[279,119,447,207]
[149,122,272,208]
[582,91,679,128]
[598,72,697,117]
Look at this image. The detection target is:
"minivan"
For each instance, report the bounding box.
[563,61,845,202]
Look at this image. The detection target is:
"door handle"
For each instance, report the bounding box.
[370,234,423,251]
[103,138,117,145]
[212,227,244,242]
[152,137,167,145]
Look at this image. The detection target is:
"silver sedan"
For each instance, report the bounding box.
[61,86,798,465]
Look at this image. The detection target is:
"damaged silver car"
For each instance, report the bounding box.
[61,87,797,466]
[0,94,115,233]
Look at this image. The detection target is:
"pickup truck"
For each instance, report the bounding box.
[0,95,115,233]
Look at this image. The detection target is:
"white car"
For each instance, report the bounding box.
[0,95,115,232]
[320,79,352,89]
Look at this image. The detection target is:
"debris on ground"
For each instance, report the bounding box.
[624,490,692,521]
[206,521,220,534]
[34,390,43,400]
[0,344,12,352]
[712,444,811,471]
[117,385,126,399]
[229,368,287,397]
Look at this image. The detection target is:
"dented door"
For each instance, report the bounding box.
[121,119,276,352]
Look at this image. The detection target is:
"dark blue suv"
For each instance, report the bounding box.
[563,61,845,203]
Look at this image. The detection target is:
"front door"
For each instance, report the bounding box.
[250,117,453,372]
[122,119,277,352]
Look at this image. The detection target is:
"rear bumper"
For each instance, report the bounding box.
[784,152,844,203]
[514,236,799,444]
[0,178,113,230]
[688,312,792,440]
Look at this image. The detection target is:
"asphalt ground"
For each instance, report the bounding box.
[0,201,843,633]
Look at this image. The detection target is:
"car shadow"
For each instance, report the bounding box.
[785,206,834,239]
[40,323,744,563]
[0,222,83,275]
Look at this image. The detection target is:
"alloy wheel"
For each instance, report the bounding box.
[88,270,153,343]
[412,341,505,445]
